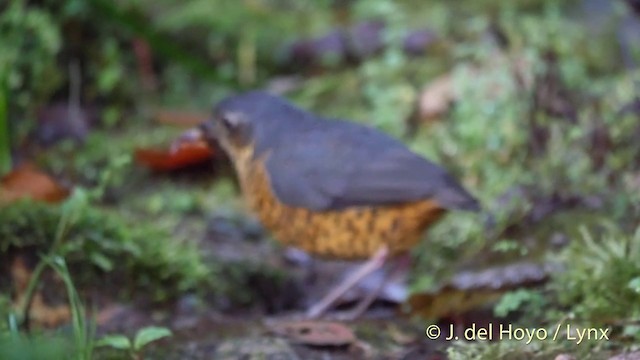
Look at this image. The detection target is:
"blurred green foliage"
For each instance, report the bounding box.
[1,0,62,139]
[1,0,640,358]
[0,334,72,360]
[0,68,9,175]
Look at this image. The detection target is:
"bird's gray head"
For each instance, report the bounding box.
[203,91,309,157]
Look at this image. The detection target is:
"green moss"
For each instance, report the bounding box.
[0,199,212,302]
[553,226,640,323]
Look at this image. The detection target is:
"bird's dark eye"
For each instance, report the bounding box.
[215,111,251,144]
[219,112,241,131]
[220,115,233,129]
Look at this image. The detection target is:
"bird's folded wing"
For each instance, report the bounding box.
[264,122,478,212]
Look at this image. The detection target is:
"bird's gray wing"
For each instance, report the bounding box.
[264,120,479,212]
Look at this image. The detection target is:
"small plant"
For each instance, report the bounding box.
[0,189,97,359]
[0,254,96,360]
[45,256,96,360]
[96,326,172,360]
[553,225,640,323]
[14,189,91,329]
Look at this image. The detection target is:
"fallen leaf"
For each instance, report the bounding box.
[135,140,214,171]
[0,164,70,204]
[266,320,357,347]
[414,52,534,124]
[408,262,555,319]
[447,262,553,291]
[417,73,454,121]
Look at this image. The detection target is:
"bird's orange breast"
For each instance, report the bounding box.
[236,157,446,260]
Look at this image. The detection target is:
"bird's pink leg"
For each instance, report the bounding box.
[339,252,411,320]
[306,246,389,319]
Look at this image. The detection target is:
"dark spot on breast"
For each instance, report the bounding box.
[390,218,400,234]
[345,217,357,236]
[366,209,377,233]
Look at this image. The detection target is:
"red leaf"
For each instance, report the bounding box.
[135,140,214,171]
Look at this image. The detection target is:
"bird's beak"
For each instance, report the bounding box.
[198,121,216,139]
[170,122,211,153]
[179,127,205,143]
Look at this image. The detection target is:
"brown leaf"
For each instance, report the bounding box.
[23,294,71,329]
[266,320,357,347]
[414,53,534,125]
[417,73,454,121]
[0,164,70,204]
[135,140,214,171]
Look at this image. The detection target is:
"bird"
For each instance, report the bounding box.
[194,90,479,318]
